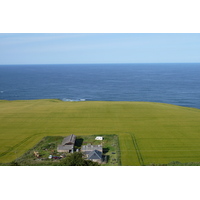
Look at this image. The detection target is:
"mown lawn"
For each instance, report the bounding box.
[1,99,200,165]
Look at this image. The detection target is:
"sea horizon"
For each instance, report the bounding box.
[1,62,200,66]
[0,63,200,109]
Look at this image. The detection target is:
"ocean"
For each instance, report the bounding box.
[0,63,200,109]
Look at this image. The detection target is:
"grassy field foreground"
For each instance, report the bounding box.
[1,99,200,165]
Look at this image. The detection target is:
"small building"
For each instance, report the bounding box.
[57,134,76,153]
[95,136,103,140]
[57,144,74,153]
[81,144,103,163]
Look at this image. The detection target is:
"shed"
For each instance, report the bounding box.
[95,136,103,140]
[57,144,74,152]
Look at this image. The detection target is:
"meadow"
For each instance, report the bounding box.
[1,99,200,165]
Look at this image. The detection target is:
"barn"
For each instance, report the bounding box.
[57,134,76,153]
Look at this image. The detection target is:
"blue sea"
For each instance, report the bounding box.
[0,63,200,109]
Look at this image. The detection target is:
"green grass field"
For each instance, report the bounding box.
[1,99,200,165]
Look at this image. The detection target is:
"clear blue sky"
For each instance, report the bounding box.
[0,33,200,65]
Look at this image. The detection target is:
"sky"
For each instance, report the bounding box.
[0,33,200,65]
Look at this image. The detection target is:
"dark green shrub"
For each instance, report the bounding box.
[60,152,99,166]
[10,161,20,166]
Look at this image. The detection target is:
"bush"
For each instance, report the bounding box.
[10,161,20,166]
[59,152,99,166]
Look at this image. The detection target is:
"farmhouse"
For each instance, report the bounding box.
[57,134,76,153]
[81,144,103,162]
[87,150,102,162]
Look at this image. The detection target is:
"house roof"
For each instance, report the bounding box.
[88,150,102,160]
[81,144,102,152]
[57,144,74,151]
[61,134,76,145]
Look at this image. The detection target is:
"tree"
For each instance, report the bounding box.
[60,152,99,166]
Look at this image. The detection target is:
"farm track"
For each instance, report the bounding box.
[130,133,144,166]
[0,133,41,158]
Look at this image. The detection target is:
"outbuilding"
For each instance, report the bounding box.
[57,134,76,153]
[95,136,103,140]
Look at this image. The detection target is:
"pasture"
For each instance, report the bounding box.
[1,99,200,165]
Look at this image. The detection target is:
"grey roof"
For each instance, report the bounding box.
[81,144,102,152]
[88,150,102,160]
[62,134,76,145]
[57,144,74,151]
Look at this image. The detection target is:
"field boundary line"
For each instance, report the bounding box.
[0,133,41,158]
[129,133,144,166]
